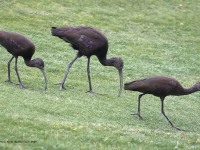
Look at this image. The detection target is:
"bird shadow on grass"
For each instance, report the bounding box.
[131,114,190,132]
[89,91,125,98]
[85,90,108,97]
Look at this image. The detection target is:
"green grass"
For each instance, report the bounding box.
[0,0,200,149]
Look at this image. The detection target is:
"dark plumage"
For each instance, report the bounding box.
[51,26,123,96]
[0,30,47,90]
[124,76,200,130]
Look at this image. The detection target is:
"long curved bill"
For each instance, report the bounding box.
[118,69,123,97]
[40,68,47,90]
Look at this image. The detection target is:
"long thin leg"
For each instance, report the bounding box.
[56,53,79,90]
[14,57,24,88]
[86,57,93,93]
[161,97,183,131]
[5,56,14,83]
[132,93,145,119]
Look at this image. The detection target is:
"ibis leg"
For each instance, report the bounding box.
[5,56,14,83]
[57,54,79,90]
[86,57,93,93]
[132,93,145,119]
[161,98,183,131]
[5,56,19,85]
[14,57,24,88]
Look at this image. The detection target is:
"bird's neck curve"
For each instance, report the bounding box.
[181,85,199,95]
[24,59,35,67]
[97,56,115,67]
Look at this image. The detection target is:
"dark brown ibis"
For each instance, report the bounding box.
[51,26,123,96]
[124,76,200,130]
[0,30,47,90]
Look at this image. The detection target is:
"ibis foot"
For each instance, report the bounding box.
[86,90,94,94]
[19,83,27,89]
[131,113,143,120]
[5,79,19,85]
[54,82,66,90]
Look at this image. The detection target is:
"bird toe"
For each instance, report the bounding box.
[5,80,20,86]
[131,113,143,120]
[54,82,66,90]
[86,90,94,94]
[60,85,66,90]
[19,84,27,89]
[5,79,12,83]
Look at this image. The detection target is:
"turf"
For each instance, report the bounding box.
[0,0,200,149]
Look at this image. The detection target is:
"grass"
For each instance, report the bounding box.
[0,0,200,149]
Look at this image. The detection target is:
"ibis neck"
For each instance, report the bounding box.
[179,85,199,95]
[24,59,35,67]
[98,56,114,67]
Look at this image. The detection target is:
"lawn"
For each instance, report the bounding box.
[0,0,200,149]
